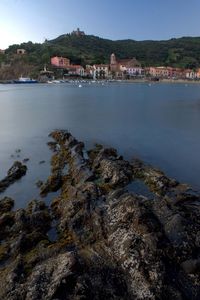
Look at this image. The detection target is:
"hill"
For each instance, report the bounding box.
[47,34,200,68]
[1,34,200,79]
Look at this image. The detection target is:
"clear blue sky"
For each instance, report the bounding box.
[1,0,200,49]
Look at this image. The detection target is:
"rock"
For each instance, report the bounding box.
[90,147,133,191]
[181,259,200,274]
[40,174,62,196]
[0,131,200,299]
[95,158,132,187]
[23,158,30,163]
[0,197,14,213]
[131,158,178,195]
[47,141,58,152]
[7,161,27,179]
[35,180,43,188]
[0,161,27,193]
[0,212,15,239]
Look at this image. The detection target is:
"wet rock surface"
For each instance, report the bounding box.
[0,161,27,192]
[0,130,200,299]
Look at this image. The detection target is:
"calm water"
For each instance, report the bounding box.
[0,82,200,207]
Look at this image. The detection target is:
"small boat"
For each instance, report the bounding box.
[51,80,62,84]
[78,84,82,88]
[13,76,38,84]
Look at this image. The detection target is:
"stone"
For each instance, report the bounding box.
[0,197,14,213]
[0,161,27,193]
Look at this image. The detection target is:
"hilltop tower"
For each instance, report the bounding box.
[71,28,85,36]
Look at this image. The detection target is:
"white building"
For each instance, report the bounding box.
[93,64,109,79]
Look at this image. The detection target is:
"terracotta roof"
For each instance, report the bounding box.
[94,64,109,67]
[118,58,141,68]
[68,65,83,69]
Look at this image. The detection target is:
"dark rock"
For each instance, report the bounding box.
[0,131,200,299]
[181,259,200,274]
[40,174,62,196]
[0,212,15,237]
[35,180,43,188]
[131,158,179,195]
[47,141,58,152]
[96,158,132,187]
[0,161,27,193]
[23,158,30,163]
[0,197,14,213]
[7,161,27,178]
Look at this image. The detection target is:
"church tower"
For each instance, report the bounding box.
[110,53,117,72]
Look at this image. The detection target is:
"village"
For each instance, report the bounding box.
[1,28,200,82]
[44,53,200,82]
[1,47,200,82]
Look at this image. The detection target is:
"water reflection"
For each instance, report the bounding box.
[0,82,200,207]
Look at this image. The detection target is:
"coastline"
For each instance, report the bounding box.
[1,78,200,85]
[121,78,200,84]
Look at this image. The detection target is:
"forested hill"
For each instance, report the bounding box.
[4,34,200,69]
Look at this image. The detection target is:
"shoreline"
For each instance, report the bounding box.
[1,78,200,85]
[120,78,200,84]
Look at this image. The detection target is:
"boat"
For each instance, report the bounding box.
[47,80,64,84]
[13,76,38,84]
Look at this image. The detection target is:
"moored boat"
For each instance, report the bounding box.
[13,76,38,84]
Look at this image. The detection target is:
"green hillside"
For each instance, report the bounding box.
[1,34,200,79]
[44,34,200,68]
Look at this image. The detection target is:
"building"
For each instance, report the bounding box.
[146,67,169,78]
[17,49,26,55]
[185,69,198,80]
[93,64,110,79]
[51,56,70,68]
[145,66,185,79]
[110,53,142,78]
[39,65,54,82]
[71,28,85,36]
[196,69,200,79]
[84,65,94,78]
[65,65,84,77]
[126,67,144,77]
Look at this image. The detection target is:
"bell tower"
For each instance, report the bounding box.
[110,53,117,72]
[110,53,116,64]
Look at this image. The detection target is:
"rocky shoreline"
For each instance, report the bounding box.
[0,130,200,299]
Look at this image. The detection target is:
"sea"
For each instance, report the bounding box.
[0,81,200,208]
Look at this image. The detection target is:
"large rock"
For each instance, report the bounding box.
[0,161,27,193]
[0,131,200,299]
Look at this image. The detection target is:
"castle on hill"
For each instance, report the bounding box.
[71,28,85,36]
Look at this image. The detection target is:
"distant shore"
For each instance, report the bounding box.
[1,78,200,85]
[123,78,200,84]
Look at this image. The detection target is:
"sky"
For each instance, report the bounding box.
[0,0,200,49]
